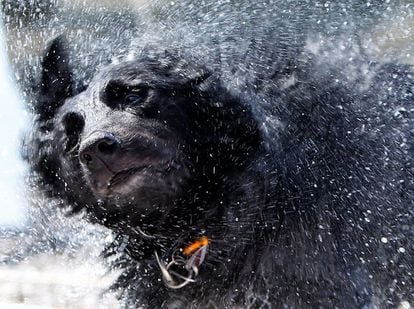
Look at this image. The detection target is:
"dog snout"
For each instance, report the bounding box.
[79,131,120,167]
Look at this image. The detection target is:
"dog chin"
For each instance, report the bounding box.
[89,170,182,207]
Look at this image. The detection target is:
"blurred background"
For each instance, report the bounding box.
[0,0,413,308]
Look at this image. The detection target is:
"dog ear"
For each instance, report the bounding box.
[186,72,262,168]
[36,36,72,121]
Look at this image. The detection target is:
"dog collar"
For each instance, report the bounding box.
[155,236,209,289]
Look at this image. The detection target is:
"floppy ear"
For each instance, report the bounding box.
[36,36,72,121]
[187,74,262,168]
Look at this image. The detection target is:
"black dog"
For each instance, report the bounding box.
[26,37,413,308]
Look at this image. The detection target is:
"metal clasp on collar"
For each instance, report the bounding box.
[155,236,209,289]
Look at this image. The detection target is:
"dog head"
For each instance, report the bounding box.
[27,38,262,221]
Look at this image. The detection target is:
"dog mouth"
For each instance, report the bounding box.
[108,164,168,190]
[109,166,147,188]
[84,156,189,206]
[82,147,184,199]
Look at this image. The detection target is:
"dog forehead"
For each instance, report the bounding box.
[90,55,209,88]
[94,62,147,82]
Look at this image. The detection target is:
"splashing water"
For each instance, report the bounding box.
[0,16,27,228]
[1,0,413,308]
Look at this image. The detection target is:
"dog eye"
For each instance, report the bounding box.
[124,94,144,106]
[101,81,149,110]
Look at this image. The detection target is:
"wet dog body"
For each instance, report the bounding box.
[27,38,414,307]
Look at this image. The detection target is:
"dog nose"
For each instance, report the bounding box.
[79,132,120,166]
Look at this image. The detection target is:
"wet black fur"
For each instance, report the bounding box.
[26,37,413,308]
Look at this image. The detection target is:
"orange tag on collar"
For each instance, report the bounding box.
[182,236,209,256]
